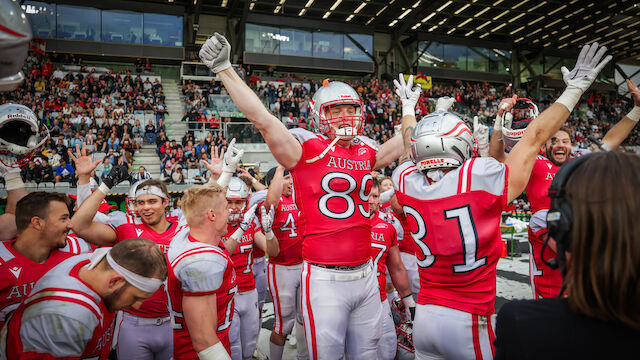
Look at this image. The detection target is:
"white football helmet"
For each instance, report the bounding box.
[0,0,32,92]
[125,180,144,216]
[226,177,250,225]
[310,81,364,140]
[502,98,538,151]
[0,103,49,168]
[410,111,475,171]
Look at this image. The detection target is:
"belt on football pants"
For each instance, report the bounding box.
[307,260,372,281]
[128,313,171,326]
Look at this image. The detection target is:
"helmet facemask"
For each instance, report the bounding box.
[0,104,49,168]
[226,197,248,225]
[317,100,364,141]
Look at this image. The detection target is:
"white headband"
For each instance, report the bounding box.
[135,185,168,199]
[86,248,163,293]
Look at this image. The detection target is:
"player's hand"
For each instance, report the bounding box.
[199,33,232,73]
[102,164,131,189]
[473,116,490,157]
[561,43,612,93]
[393,73,421,117]
[260,205,275,239]
[435,96,455,112]
[236,166,254,182]
[69,144,101,176]
[222,138,244,174]
[239,204,258,232]
[379,188,395,204]
[626,79,640,107]
[496,95,518,118]
[200,145,223,180]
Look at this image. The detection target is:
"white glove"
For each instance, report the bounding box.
[199,33,232,74]
[229,204,258,241]
[217,138,244,187]
[0,163,24,191]
[473,116,490,157]
[260,205,275,240]
[435,96,455,112]
[556,43,612,111]
[379,188,395,204]
[393,74,421,118]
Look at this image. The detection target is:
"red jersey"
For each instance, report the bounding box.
[394,211,416,255]
[2,255,116,359]
[289,128,377,266]
[167,229,237,359]
[109,215,187,318]
[370,211,398,301]
[62,233,96,254]
[221,219,260,293]
[527,210,562,299]
[525,156,559,213]
[393,158,508,316]
[267,194,303,266]
[380,201,392,214]
[0,241,72,329]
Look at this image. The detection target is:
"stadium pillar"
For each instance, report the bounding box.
[511,49,520,90]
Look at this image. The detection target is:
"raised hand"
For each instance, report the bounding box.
[260,205,275,239]
[473,116,490,157]
[626,79,640,107]
[200,145,224,180]
[69,144,101,176]
[239,204,258,232]
[393,73,422,117]
[435,96,455,112]
[102,164,131,189]
[222,138,244,173]
[199,33,232,73]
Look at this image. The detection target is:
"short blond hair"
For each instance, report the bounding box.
[181,182,226,226]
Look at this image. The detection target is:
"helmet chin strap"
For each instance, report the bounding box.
[306,135,342,164]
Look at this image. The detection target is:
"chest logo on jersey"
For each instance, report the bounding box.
[280,204,298,212]
[545,172,555,181]
[371,232,386,241]
[6,281,35,300]
[326,156,370,171]
[547,163,553,169]
[9,267,21,279]
[135,228,144,237]
[358,148,367,156]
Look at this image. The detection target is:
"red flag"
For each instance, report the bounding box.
[29,38,45,55]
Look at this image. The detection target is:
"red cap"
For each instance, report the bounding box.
[68,194,117,213]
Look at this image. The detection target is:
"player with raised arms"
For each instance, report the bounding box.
[199,33,405,359]
[392,43,612,359]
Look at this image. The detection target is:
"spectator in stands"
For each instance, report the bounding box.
[156,118,166,134]
[97,157,112,180]
[22,161,41,183]
[39,159,54,183]
[107,132,120,150]
[133,133,143,151]
[48,148,61,169]
[133,166,152,182]
[145,119,156,144]
[195,139,208,156]
[171,165,185,184]
[55,159,74,183]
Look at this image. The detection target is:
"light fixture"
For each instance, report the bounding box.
[398,9,412,19]
[454,4,470,14]
[436,1,452,12]
[322,11,331,19]
[548,5,566,15]
[422,12,436,22]
[389,19,398,26]
[474,8,490,17]
[329,0,342,11]
[510,26,525,35]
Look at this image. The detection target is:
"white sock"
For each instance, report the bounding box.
[269,341,284,360]
[295,321,309,360]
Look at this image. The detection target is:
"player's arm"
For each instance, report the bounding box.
[393,74,421,163]
[265,166,284,210]
[253,205,279,257]
[0,163,27,241]
[237,167,267,191]
[386,245,411,299]
[505,43,611,203]
[183,294,230,359]
[489,96,517,162]
[374,134,404,170]
[601,79,640,150]
[199,34,301,169]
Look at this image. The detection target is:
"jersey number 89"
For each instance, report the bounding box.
[319,172,372,219]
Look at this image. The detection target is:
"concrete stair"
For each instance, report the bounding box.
[133,144,161,179]
[162,79,188,142]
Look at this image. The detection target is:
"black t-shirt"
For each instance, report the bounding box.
[495,297,640,360]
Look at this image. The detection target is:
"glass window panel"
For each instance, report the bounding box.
[101,10,142,44]
[56,5,100,41]
[467,47,490,73]
[244,23,280,54]
[143,13,183,46]
[343,33,373,61]
[22,1,56,38]
[419,42,445,67]
[280,28,312,57]
[443,44,467,70]
[313,32,343,59]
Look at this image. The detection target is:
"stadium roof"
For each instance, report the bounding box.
[168,0,640,63]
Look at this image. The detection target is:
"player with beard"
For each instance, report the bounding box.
[200,33,404,359]
[368,179,413,360]
[71,162,188,359]
[0,192,74,329]
[221,177,279,360]
[1,238,167,360]
[489,79,640,299]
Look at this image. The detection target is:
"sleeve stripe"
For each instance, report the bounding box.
[25,289,101,319]
[170,248,222,269]
[0,242,15,263]
[399,165,417,194]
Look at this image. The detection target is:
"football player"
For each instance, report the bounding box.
[1,238,167,360]
[0,0,32,92]
[392,42,611,359]
[199,33,404,359]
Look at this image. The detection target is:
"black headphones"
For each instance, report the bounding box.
[543,153,595,272]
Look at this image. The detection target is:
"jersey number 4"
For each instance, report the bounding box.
[279,212,298,237]
[319,172,372,219]
[404,204,487,273]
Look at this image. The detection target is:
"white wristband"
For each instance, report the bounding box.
[98,182,111,195]
[4,172,24,191]
[217,170,233,188]
[198,342,231,360]
[493,113,502,132]
[402,104,416,118]
[555,86,583,112]
[626,106,640,122]
[265,230,275,241]
[229,227,244,242]
[402,294,416,308]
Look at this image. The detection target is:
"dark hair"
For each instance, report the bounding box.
[104,238,168,280]
[371,177,380,189]
[564,151,640,329]
[15,192,71,233]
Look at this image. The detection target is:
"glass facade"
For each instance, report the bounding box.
[245,23,373,62]
[417,41,511,74]
[21,1,183,47]
[102,10,142,44]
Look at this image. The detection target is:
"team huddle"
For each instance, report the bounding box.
[1,28,640,360]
